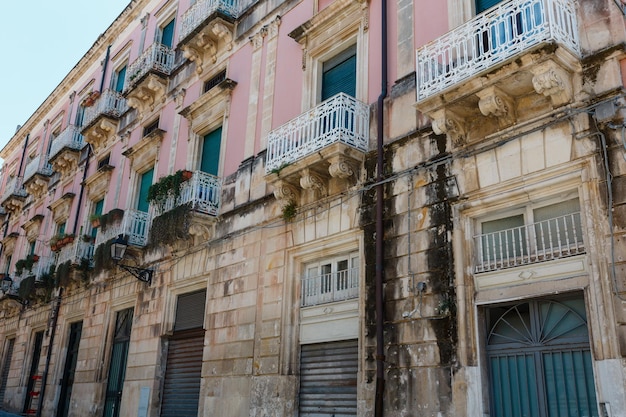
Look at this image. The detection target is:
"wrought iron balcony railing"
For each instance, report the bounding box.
[94,210,151,248]
[57,240,95,266]
[415,0,580,102]
[301,266,359,307]
[48,125,84,160]
[1,177,27,202]
[180,0,240,41]
[152,171,222,218]
[265,93,369,173]
[124,43,175,93]
[23,156,53,183]
[474,212,585,273]
[83,89,128,128]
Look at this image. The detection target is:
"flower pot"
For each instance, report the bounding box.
[32,255,39,262]
[91,218,101,228]
[51,244,59,252]
[181,170,193,181]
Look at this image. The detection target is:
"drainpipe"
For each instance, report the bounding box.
[72,147,91,236]
[36,288,63,417]
[99,45,111,92]
[375,0,389,413]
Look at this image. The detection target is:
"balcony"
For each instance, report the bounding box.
[1,177,27,213]
[124,43,174,118]
[23,156,54,198]
[82,90,127,153]
[474,212,584,273]
[179,0,238,73]
[152,171,221,218]
[301,266,359,307]
[415,0,580,145]
[95,209,150,248]
[48,125,85,176]
[265,93,369,204]
[57,239,95,266]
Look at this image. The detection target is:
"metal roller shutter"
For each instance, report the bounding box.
[0,338,15,406]
[299,339,358,417]
[160,329,204,417]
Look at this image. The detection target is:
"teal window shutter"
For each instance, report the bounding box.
[161,20,175,48]
[321,46,356,101]
[200,127,222,176]
[137,168,154,212]
[476,0,502,13]
[115,66,126,93]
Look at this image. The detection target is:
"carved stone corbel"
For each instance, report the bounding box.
[212,21,233,50]
[328,155,355,179]
[125,74,168,119]
[476,86,515,126]
[273,180,300,202]
[430,109,466,146]
[531,60,573,107]
[300,168,326,196]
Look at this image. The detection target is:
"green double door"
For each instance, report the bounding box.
[487,298,598,417]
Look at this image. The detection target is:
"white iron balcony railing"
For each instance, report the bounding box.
[83,89,128,128]
[94,210,151,248]
[265,93,370,173]
[1,177,27,202]
[23,155,53,183]
[125,43,175,92]
[415,0,580,102]
[180,0,240,40]
[474,212,584,273]
[49,125,84,160]
[57,240,95,266]
[152,171,222,218]
[301,266,359,307]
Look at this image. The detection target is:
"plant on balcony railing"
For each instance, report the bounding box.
[147,203,192,248]
[148,170,193,211]
[50,234,75,252]
[99,208,125,232]
[15,254,39,276]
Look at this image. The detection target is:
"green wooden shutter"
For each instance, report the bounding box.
[137,168,154,213]
[321,47,356,101]
[115,66,126,93]
[161,20,175,48]
[200,127,221,176]
[476,0,502,13]
[103,309,133,417]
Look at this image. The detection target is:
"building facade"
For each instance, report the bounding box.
[0,0,625,416]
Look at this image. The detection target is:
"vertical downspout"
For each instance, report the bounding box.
[36,289,63,417]
[375,0,388,413]
[99,45,111,92]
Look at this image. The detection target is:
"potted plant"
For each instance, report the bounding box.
[82,90,100,107]
[108,208,124,222]
[15,259,26,275]
[148,170,189,211]
[50,234,63,251]
[181,169,193,181]
[89,213,101,228]
[27,254,39,263]
[62,234,76,245]
[82,234,94,243]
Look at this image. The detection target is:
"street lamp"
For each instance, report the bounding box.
[110,235,153,285]
[0,275,28,306]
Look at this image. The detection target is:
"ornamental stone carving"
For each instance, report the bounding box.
[125,74,168,119]
[272,180,299,202]
[328,156,354,179]
[476,86,515,126]
[431,109,466,146]
[531,61,572,107]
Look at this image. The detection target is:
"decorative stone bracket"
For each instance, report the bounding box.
[50,150,81,178]
[431,109,466,146]
[126,74,168,120]
[182,20,234,74]
[24,175,51,199]
[476,86,516,128]
[266,142,364,205]
[83,118,119,155]
[531,60,573,108]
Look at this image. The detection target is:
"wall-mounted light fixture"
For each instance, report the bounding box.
[1,275,29,306]
[110,235,153,285]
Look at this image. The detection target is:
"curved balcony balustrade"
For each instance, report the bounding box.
[124,43,175,93]
[82,89,128,129]
[180,0,240,42]
[151,170,222,218]
[416,0,579,103]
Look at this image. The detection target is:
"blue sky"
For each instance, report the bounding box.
[0,1,130,157]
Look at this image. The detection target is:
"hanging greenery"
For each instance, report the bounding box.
[147,203,192,248]
[55,261,73,288]
[99,208,125,232]
[93,238,116,276]
[17,275,35,300]
[147,170,192,211]
[282,200,298,222]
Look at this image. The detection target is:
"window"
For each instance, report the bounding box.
[157,19,176,48]
[143,118,160,137]
[97,155,111,170]
[0,338,15,405]
[58,222,66,237]
[301,252,359,307]
[475,199,584,272]
[321,45,356,101]
[75,104,85,128]
[112,65,127,93]
[203,70,227,94]
[199,127,222,176]
[485,296,598,417]
[90,199,104,239]
[137,168,154,213]
[476,0,502,13]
